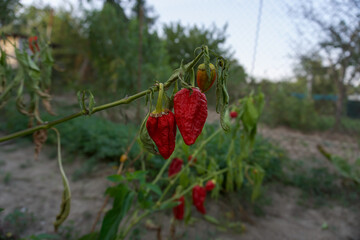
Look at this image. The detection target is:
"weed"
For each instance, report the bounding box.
[3,173,11,185]
[0,208,35,237]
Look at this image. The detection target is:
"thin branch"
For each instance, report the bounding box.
[0,50,204,143]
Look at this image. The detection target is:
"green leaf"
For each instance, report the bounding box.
[144,183,162,196]
[203,215,220,225]
[77,90,85,112]
[107,174,125,182]
[77,233,99,240]
[99,185,135,240]
[88,90,96,114]
[139,111,158,155]
[138,189,154,209]
[29,234,61,240]
[52,128,71,232]
[125,170,147,182]
[158,201,178,210]
[27,54,40,71]
[0,208,3,213]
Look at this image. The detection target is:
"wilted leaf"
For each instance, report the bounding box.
[33,129,48,160]
[52,128,71,232]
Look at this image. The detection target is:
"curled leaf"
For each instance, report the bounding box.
[52,128,71,232]
[77,90,96,115]
[139,111,159,155]
[216,58,230,132]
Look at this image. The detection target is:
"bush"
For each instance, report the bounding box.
[261,86,334,131]
[0,104,140,161]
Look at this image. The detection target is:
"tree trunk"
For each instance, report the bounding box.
[136,1,143,122]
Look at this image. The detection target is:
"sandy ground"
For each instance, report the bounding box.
[0,125,360,239]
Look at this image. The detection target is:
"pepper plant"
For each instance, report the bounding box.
[0,36,265,239]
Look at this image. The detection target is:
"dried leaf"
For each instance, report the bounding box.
[42,98,56,115]
[33,129,48,160]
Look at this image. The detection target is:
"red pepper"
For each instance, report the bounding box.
[168,158,183,177]
[196,63,217,93]
[28,36,40,53]
[230,111,238,119]
[174,88,207,145]
[205,180,216,191]
[192,185,206,214]
[146,83,176,159]
[173,196,185,220]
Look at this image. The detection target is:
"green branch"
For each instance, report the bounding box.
[0,51,204,143]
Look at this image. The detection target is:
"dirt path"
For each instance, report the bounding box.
[0,126,360,239]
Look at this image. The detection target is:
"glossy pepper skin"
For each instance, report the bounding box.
[173,196,185,220]
[196,63,217,93]
[174,88,207,145]
[28,36,40,53]
[168,158,183,177]
[192,185,206,214]
[146,110,176,159]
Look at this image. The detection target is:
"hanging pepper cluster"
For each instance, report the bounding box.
[141,47,230,159]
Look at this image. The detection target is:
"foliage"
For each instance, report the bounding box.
[163,22,229,69]
[259,81,333,131]
[0,0,21,28]
[85,2,171,94]
[0,208,35,238]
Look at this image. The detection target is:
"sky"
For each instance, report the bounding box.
[20,0,310,80]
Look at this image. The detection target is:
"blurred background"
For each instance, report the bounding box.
[0,0,360,239]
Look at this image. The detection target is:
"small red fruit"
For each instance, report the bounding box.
[205,180,216,191]
[28,36,40,53]
[230,111,238,119]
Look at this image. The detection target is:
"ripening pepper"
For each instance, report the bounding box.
[28,36,40,53]
[205,180,216,191]
[168,158,183,177]
[174,88,207,145]
[230,111,238,119]
[196,63,217,93]
[173,196,185,220]
[146,83,176,159]
[192,185,207,214]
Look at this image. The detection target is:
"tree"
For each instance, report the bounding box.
[291,0,360,128]
[86,1,171,96]
[0,0,21,28]
[163,22,230,69]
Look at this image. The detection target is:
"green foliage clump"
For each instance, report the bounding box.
[260,83,333,131]
[0,104,139,161]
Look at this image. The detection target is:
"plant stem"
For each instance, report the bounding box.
[155,83,164,113]
[157,127,222,203]
[118,210,150,240]
[162,168,228,206]
[0,51,204,143]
